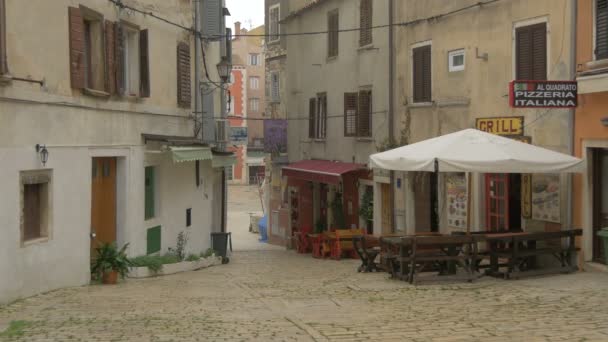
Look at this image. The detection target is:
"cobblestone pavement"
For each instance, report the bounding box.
[2,250,608,341]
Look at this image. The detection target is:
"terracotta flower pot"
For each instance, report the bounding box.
[102,270,118,285]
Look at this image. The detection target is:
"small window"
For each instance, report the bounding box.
[269,4,280,43]
[21,170,52,244]
[448,49,465,72]
[249,76,259,89]
[327,10,339,58]
[270,72,280,102]
[412,44,432,103]
[226,166,233,181]
[249,53,259,66]
[309,93,327,139]
[145,166,156,220]
[122,24,140,96]
[81,8,105,91]
[249,98,260,112]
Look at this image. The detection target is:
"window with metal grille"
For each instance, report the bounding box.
[597,0,608,60]
[269,4,280,43]
[515,23,546,80]
[412,44,432,103]
[327,10,339,58]
[359,0,372,47]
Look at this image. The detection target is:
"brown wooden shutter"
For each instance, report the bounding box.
[0,0,8,75]
[359,0,372,47]
[115,23,125,95]
[309,98,316,139]
[139,29,150,98]
[597,0,608,60]
[177,42,191,108]
[344,93,358,137]
[104,21,116,94]
[413,45,431,103]
[358,90,371,137]
[516,23,546,80]
[328,11,339,58]
[68,7,86,89]
[321,95,327,139]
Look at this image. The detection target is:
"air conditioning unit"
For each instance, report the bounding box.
[215,120,228,142]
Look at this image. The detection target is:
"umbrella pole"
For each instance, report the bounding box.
[466,172,472,235]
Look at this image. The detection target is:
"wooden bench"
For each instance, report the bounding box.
[331,229,366,260]
[353,235,381,272]
[485,229,582,279]
[399,235,477,284]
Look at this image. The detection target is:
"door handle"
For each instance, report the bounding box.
[90,231,97,239]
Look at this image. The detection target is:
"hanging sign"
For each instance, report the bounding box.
[476,117,524,136]
[509,81,578,108]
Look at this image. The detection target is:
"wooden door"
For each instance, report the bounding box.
[486,174,509,231]
[91,157,117,257]
[381,183,392,234]
[593,149,608,263]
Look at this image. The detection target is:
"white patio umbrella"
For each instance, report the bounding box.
[370,129,584,173]
[369,129,585,232]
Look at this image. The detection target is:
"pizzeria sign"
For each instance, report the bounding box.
[509,81,577,108]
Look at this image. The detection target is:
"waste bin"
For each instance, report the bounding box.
[597,228,608,264]
[258,215,268,242]
[211,232,232,264]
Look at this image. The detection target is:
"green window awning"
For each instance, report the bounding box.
[170,146,212,163]
[212,155,237,168]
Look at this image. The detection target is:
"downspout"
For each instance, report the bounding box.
[388,0,396,232]
[566,0,577,230]
[194,0,201,138]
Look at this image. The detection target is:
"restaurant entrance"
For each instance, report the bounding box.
[485,173,522,231]
[592,149,608,263]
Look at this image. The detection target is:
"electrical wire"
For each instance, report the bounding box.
[193,109,389,121]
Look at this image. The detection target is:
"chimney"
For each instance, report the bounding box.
[235,21,241,36]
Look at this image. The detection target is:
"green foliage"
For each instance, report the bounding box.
[90,243,132,279]
[200,248,215,258]
[168,231,188,261]
[331,192,346,229]
[185,254,201,262]
[130,254,180,273]
[0,320,29,338]
[359,190,374,221]
[314,219,327,234]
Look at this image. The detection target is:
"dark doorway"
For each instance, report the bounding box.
[430,172,439,232]
[593,149,608,263]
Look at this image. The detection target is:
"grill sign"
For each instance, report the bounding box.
[509,81,577,108]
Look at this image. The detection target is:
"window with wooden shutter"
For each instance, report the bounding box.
[344,93,358,137]
[115,23,125,95]
[20,170,51,243]
[317,93,327,139]
[202,0,222,38]
[69,7,86,89]
[515,23,546,80]
[104,21,116,94]
[309,98,316,139]
[177,42,191,108]
[327,10,339,58]
[359,0,372,47]
[413,44,431,103]
[0,0,8,76]
[139,29,150,97]
[597,0,608,60]
[358,90,371,137]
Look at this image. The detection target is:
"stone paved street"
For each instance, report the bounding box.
[1,249,608,341]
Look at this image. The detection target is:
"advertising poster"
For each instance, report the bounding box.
[532,174,561,223]
[446,173,467,230]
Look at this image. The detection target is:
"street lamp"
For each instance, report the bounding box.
[35,144,49,166]
[216,57,232,84]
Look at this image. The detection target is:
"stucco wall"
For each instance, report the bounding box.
[285,0,390,164]
[0,0,221,304]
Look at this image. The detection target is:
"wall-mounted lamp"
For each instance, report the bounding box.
[35,144,49,166]
[602,117,608,127]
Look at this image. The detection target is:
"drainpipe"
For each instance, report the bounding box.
[194,0,201,138]
[388,0,396,232]
[566,0,577,231]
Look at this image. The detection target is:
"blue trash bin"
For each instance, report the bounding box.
[258,215,268,242]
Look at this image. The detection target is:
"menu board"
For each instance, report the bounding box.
[532,174,561,223]
[446,173,468,230]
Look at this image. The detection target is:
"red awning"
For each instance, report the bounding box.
[282,160,366,184]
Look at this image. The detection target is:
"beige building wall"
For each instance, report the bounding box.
[0,0,221,304]
[392,0,575,234]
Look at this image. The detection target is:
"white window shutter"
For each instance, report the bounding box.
[202,0,222,38]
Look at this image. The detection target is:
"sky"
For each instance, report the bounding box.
[225,0,266,31]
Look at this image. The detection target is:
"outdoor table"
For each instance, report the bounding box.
[484,232,536,278]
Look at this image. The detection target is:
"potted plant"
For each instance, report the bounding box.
[91,243,132,284]
[359,190,374,234]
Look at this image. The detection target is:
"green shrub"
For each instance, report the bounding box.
[130,254,180,272]
[91,243,132,279]
[200,248,215,258]
[185,254,200,262]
